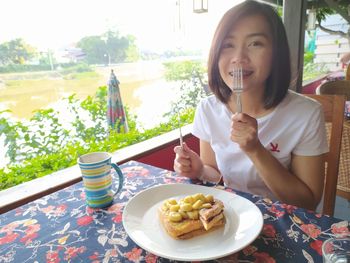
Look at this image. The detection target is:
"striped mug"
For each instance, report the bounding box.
[78,152,124,208]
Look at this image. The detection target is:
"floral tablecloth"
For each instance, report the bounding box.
[0,161,349,263]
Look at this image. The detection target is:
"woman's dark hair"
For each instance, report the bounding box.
[207,0,291,109]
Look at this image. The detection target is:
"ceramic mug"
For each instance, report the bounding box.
[78,152,124,208]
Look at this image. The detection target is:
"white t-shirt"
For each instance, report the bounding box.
[192,90,329,199]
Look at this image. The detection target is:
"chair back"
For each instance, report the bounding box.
[316,80,350,100]
[346,64,350,81]
[304,94,345,216]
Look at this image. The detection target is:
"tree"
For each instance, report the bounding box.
[77,36,106,64]
[314,1,350,41]
[0,38,36,65]
[124,35,140,62]
[104,30,128,63]
[77,31,139,64]
[163,60,208,115]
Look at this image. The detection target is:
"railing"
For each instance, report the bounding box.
[0,124,198,214]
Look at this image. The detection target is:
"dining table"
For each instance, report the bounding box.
[0,160,349,263]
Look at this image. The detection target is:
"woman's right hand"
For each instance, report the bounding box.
[173,142,203,180]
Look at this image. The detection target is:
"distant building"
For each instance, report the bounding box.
[56,47,86,63]
[314,14,349,71]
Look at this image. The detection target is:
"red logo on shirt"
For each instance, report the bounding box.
[270,143,280,152]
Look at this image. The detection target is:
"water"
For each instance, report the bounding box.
[0,62,182,168]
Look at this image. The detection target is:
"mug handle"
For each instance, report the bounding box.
[111,163,124,195]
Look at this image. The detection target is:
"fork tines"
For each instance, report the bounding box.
[232,67,243,113]
[232,67,243,92]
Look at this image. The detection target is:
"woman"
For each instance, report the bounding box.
[173,0,328,210]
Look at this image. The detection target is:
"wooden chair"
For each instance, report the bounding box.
[346,64,350,81]
[315,80,350,206]
[304,94,345,216]
[316,80,350,100]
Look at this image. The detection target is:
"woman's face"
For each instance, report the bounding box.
[218,14,273,93]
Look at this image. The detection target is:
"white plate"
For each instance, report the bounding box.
[122,184,263,261]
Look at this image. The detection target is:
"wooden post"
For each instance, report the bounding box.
[283,0,307,93]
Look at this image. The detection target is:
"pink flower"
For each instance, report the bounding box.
[46,250,60,263]
[164,178,175,184]
[112,213,122,223]
[253,252,276,263]
[145,253,158,263]
[64,246,86,260]
[108,203,123,214]
[262,224,276,238]
[122,167,150,178]
[310,240,323,255]
[89,252,99,260]
[268,206,285,218]
[301,224,321,239]
[331,222,350,236]
[56,205,67,215]
[125,247,142,262]
[41,206,55,214]
[0,221,20,234]
[323,241,334,254]
[280,204,297,214]
[77,216,93,226]
[25,224,40,235]
[0,232,19,245]
[86,207,95,215]
[20,232,38,245]
[15,208,24,216]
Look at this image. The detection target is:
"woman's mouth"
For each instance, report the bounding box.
[229,69,253,78]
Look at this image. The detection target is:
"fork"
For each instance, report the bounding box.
[214,174,223,187]
[232,66,243,113]
[177,112,184,149]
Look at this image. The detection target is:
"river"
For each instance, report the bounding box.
[0,60,183,168]
[0,60,182,126]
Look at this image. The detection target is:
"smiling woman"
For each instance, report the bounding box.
[173,0,328,212]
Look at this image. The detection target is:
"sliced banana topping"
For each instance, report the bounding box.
[162,193,214,222]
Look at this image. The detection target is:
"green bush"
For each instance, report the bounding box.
[0,86,194,191]
[0,59,204,191]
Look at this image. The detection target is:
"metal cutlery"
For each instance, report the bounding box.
[214,174,223,187]
[232,66,243,113]
[177,112,184,149]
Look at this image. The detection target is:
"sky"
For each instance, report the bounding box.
[0,0,242,52]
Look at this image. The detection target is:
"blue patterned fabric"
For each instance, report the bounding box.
[0,161,349,262]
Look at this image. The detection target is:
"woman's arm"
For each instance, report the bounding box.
[173,140,221,183]
[246,143,325,210]
[198,140,222,183]
[231,112,326,210]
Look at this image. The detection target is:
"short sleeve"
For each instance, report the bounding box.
[293,104,329,156]
[192,100,211,142]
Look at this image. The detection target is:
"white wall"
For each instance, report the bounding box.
[314,15,349,71]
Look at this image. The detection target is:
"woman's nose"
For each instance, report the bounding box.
[230,47,247,64]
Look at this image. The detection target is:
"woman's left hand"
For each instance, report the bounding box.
[230,113,260,153]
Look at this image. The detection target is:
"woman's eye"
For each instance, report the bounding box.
[222,43,234,49]
[248,41,263,47]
